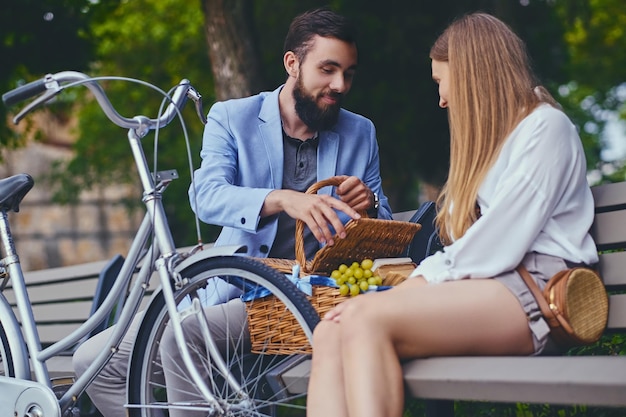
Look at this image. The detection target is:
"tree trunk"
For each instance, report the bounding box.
[201,0,265,100]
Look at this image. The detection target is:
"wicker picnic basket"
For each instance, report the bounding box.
[245,177,421,354]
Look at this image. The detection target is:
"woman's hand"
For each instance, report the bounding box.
[323,297,354,323]
[323,276,429,323]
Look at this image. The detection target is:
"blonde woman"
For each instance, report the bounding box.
[306,12,598,417]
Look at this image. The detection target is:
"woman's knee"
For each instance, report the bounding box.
[338,296,379,334]
[312,303,370,350]
[312,320,341,355]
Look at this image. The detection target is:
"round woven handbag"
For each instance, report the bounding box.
[543,267,609,347]
[518,265,609,348]
[247,176,422,354]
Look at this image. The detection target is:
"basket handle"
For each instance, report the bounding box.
[294,176,368,270]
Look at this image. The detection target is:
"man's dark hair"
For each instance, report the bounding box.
[283,7,358,63]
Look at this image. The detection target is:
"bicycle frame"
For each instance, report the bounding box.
[0,72,247,417]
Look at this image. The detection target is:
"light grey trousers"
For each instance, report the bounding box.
[72,298,248,417]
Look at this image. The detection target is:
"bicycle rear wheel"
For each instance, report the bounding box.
[127,255,319,417]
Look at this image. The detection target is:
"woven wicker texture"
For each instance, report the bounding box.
[247,176,421,354]
[552,268,609,344]
[246,286,342,355]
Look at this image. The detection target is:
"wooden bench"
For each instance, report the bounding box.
[279,180,626,415]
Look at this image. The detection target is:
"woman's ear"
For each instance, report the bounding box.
[283,51,299,78]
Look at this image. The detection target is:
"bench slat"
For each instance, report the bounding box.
[593,210,626,249]
[401,356,626,407]
[608,294,626,331]
[4,278,101,305]
[22,260,109,284]
[280,357,626,407]
[37,324,87,346]
[29,301,93,324]
[592,181,626,208]
[599,251,626,288]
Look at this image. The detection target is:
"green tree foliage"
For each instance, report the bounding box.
[0,0,99,152]
[555,0,626,90]
[552,0,626,183]
[43,0,216,245]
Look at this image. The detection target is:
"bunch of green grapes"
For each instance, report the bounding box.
[330,258,383,296]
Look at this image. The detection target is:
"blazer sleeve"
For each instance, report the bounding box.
[188,101,273,232]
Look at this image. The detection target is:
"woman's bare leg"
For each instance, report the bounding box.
[306,319,348,417]
[314,276,535,417]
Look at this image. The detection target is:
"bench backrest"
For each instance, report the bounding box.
[4,259,111,348]
[591,181,626,332]
[4,255,134,350]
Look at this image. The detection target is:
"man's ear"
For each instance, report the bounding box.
[283,51,299,78]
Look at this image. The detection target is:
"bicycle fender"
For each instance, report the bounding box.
[174,244,247,274]
[0,293,31,379]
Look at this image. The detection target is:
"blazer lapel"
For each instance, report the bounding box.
[317,131,339,195]
[258,87,285,189]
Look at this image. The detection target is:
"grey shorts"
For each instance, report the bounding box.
[494,252,569,355]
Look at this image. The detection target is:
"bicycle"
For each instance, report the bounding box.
[0,71,320,417]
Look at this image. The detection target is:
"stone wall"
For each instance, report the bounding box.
[1,111,143,272]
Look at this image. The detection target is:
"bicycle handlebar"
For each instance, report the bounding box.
[2,71,206,130]
[2,79,47,107]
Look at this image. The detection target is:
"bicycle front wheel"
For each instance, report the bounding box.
[0,321,15,377]
[127,255,320,417]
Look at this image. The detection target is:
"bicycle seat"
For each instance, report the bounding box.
[0,173,34,212]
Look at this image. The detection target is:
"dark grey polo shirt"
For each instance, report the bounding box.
[267,131,319,260]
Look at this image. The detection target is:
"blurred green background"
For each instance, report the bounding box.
[1,0,625,246]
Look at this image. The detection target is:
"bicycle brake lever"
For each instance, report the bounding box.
[186,87,207,125]
[12,75,62,124]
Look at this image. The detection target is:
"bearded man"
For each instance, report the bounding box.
[73,8,391,417]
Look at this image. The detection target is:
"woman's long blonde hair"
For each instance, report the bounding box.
[430,13,557,244]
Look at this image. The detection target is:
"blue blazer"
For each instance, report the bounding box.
[189,85,392,258]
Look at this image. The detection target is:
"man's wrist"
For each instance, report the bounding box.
[367,191,379,217]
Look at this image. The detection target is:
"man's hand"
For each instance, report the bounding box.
[334,175,376,212]
[262,189,361,245]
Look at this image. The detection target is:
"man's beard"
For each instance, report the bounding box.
[293,76,342,131]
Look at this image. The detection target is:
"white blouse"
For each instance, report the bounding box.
[410,104,599,284]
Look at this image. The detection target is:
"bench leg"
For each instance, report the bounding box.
[424,399,454,417]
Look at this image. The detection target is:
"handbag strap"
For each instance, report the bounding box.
[516,264,558,323]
